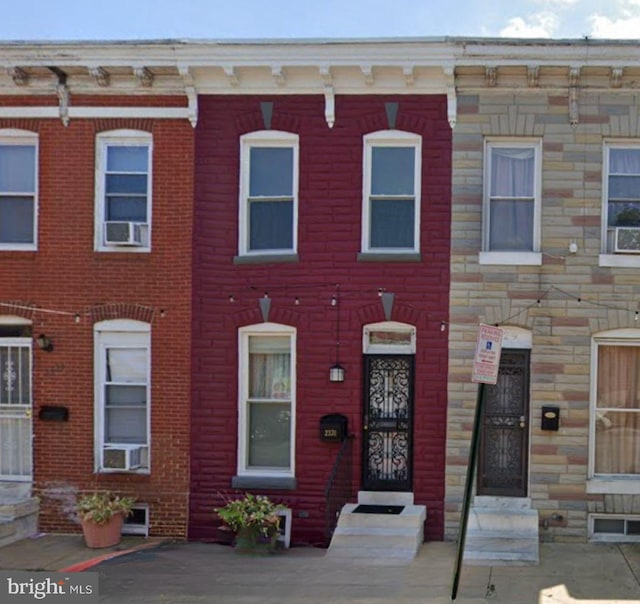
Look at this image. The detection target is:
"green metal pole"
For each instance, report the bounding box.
[451,382,486,601]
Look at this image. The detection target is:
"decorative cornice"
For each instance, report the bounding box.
[89,66,110,87]
[485,66,497,87]
[527,65,539,87]
[134,66,154,87]
[611,67,623,88]
[8,66,28,86]
[360,64,374,86]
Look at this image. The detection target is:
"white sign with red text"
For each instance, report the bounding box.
[471,324,504,384]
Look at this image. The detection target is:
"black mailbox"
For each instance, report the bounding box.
[39,405,69,422]
[541,406,560,431]
[320,414,348,442]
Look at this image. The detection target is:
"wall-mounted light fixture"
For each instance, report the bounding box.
[329,285,345,382]
[36,334,54,352]
[329,363,345,383]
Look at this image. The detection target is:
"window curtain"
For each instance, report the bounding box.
[595,345,640,474]
[247,336,291,467]
[489,148,535,251]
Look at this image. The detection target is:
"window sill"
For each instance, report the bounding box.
[586,477,640,495]
[233,253,299,265]
[0,245,37,252]
[479,251,542,266]
[97,468,150,475]
[599,254,640,268]
[357,252,421,263]
[232,475,297,490]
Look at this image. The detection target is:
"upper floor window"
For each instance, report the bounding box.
[239,131,298,256]
[362,131,421,254]
[604,144,640,254]
[590,331,640,487]
[94,320,150,473]
[0,130,37,250]
[95,130,152,252]
[480,140,541,265]
[237,323,296,477]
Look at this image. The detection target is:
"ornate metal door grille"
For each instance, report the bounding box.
[0,340,32,480]
[477,349,529,497]
[362,355,413,492]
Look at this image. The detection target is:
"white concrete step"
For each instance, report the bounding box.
[357,491,414,506]
[463,504,539,566]
[327,495,426,563]
[0,496,40,549]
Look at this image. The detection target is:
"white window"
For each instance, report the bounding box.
[95,130,152,251]
[480,140,541,265]
[239,131,298,256]
[603,144,640,255]
[94,320,150,472]
[0,129,37,250]
[589,330,640,493]
[362,131,421,253]
[238,323,296,477]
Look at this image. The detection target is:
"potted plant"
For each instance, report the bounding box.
[76,491,136,548]
[215,493,283,553]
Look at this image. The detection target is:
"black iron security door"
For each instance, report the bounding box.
[477,349,530,497]
[362,355,414,491]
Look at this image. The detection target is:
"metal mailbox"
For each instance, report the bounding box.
[319,414,348,442]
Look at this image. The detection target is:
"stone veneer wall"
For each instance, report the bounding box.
[446,84,640,543]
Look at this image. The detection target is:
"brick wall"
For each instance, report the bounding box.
[448,85,640,542]
[191,94,452,544]
[0,96,193,538]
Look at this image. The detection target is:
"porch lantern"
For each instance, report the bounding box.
[329,363,345,383]
[36,333,54,352]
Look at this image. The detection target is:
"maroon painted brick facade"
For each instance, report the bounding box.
[0,97,193,538]
[191,94,451,544]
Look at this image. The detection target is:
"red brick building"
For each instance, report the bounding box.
[190,88,452,544]
[0,45,194,540]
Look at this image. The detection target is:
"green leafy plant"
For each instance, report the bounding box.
[76,491,136,525]
[215,493,283,537]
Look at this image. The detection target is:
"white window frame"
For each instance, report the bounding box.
[479,139,542,266]
[94,319,151,473]
[95,129,152,253]
[237,322,296,478]
[0,129,38,251]
[238,130,299,256]
[361,130,421,254]
[600,141,640,268]
[587,329,640,494]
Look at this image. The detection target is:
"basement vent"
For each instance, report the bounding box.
[122,504,149,537]
[590,514,640,542]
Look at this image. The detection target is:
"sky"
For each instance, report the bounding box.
[0,0,638,41]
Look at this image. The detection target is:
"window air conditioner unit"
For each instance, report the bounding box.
[103,445,145,470]
[104,221,144,246]
[614,227,640,253]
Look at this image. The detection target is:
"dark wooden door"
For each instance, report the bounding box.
[362,355,413,492]
[477,349,530,497]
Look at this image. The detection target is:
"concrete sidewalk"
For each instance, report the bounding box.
[1,535,640,603]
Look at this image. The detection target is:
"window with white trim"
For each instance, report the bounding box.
[0,129,37,250]
[95,130,152,251]
[94,320,150,472]
[362,131,421,253]
[238,323,295,477]
[239,131,298,256]
[591,331,640,483]
[603,143,640,255]
[481,140,541,263]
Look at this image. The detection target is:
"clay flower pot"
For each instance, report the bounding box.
[81,513,124,548]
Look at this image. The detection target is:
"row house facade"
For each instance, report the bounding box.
[0,46,194,539]
[2,38,640,550]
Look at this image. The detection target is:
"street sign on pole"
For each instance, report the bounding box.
[451,323,505,600]
[471,324,504,385]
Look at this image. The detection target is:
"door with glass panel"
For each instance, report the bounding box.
[0,339,32,480]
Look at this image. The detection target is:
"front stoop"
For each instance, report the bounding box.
[327,491,426,565]
[0,485,40,549]
[463,497,539,566]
